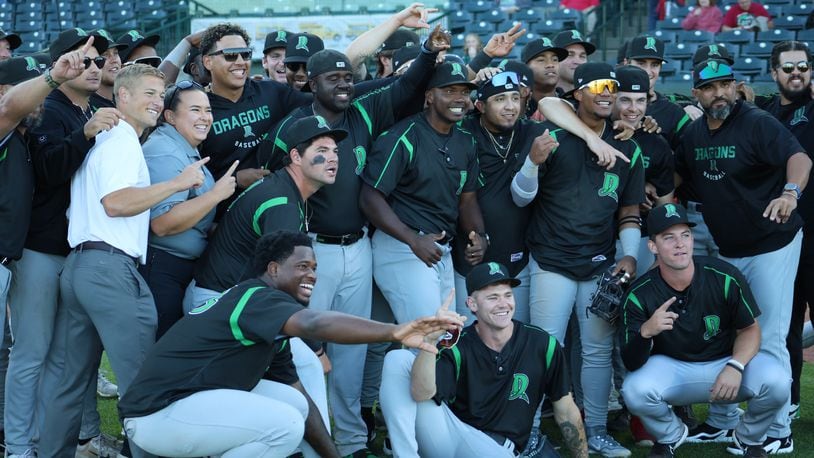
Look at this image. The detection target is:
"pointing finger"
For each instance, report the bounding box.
[193,157,211,168]
[657,297,677,312]
[224,160,240,177]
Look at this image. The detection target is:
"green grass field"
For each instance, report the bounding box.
[97,357,814,457]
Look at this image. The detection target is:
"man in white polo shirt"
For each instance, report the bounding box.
[39,63,208,457]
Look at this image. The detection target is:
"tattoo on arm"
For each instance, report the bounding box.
[558,420,588,458]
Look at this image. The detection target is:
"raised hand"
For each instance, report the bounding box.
[52,36,95,84]
[483,23,526,58]
[427,24,451,53]
[174,157,209,191]
[529,129,559,165]
[211,160,238,201]
[640,297,679,338]
[83,107,124,140]
[396,3,437,29]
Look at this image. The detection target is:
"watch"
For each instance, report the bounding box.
[783,183,801,200]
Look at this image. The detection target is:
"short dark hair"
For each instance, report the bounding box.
[771,41,812,70]
[200,23,251,56]
[248,231,313,278]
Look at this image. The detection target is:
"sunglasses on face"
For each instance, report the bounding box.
[164,80,205,111]
[208,47,252,62]
[579,78,618,95]
[285,62,306,72]
[83,56,106,69]
[123,56,163,68]
[489,71,520,87]
[779,61,810,74]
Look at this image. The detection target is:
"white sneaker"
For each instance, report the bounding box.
[96,373,118,399]
[75,434,122,458]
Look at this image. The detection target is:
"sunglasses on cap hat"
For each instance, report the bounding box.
[488,71,519,87]
[123,56,162,68]
[83,56,106,69]
[579,78,618,95]
[697,62,734,81]
[779,61,810,74]
[207,47,252,62]
[164,80,205,110]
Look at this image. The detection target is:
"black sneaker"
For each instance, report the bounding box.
[686,422,733,443]
[726,432,769,457]
[760,435,793,455]
[647,423,688,458]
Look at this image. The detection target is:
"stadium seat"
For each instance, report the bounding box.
[465,0,492,14]
[757,28,796,42]
[511,8,545,25]
[763,0,794,5]
[656,17,684,30]
[753,72,776,82]
[549,8,581,27]
[451,33,465,49]
[787,3,814,16]
[18,39,40,53]
[742,41,774,58]
[136,0,164,12]
[715,29,755,46]
[468,21,494,36]
[74,1,103,13]
[670,5,693,18]
[516,31,538,46]
[533,19,565,35]
[652,29,678,43]
[776,15,808,29]
[103,1,134,13]
[45,2,73,13]
[659,61,679,76]
[482,9,509,24]
[732,57,766,76]
[797,28,814,41]
[15,2,43,14]
[13,19,39,33]
[665,42,697,61]
[107,9,136,22]
[662,71,694,84]
[498,19,522,32]
[678,29,716,43]
[448,10,472,32]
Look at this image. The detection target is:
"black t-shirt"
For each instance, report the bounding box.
[201,79,311,180]
[434,322,570,450]
[194,169,304,292]
[0,131,34,260]
[647,91,691,151]
[452,117,544,277]
[634,130,675,234]
[675,100,804,258]
[620,256,760,371]
[118,279,304,419]
[527,120,646,280]
[90,92,115,109]
[762,94,814,225]
[362,113,479,237]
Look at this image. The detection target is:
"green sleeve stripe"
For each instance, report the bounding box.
[269,116,294,167]
[230,286,263,346]
[675,113,690,133]
[629,140,643,170]
[545,335,557,370]
[373,122,415,189]
[353,101,374,136]
[451,345,462,382]
[724,275,732,300]
[278,339,288,352]
[0,147,7,162]
[274,137,288,154]
[621,279,651,343]
[548,128,561,155]
[704,266,756,317]
[252,196,289,236]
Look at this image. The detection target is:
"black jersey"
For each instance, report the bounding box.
[620,256,760,371]
[647,92,690,150]
[527,120,646,280]
[89,92,115,109]
[362,113,479,237]
[201,79,311,180]
[762,94,814,225]
[118,279,303,419]
[434,322,570,450]
[675,100,804,258]
[635,130,675,198]
[452,117,545,277]
[194,169,304,292]
[0,131,34,261]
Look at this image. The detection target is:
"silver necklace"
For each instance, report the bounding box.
[481,119,514,163]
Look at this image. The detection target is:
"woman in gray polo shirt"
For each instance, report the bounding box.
[139,81,237,339]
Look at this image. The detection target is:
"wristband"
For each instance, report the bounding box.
[619,227,641,259]
[520,155,539,178]
[726,359,744,373]
[44,69,60,89]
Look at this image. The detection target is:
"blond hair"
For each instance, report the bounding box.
[114,63,165,99]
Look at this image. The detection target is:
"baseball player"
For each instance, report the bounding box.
[120,230,466,458]
[379,262,588,458]
[761,40,814,423]
[0,27,21,60]
[360,62,487,324]
[262,30,289,83]
[675,58,810,453]
[553,29,595,94]
[511,62,645,457]
[522,37,568,114]
[89,29,127,108]
[284,33,324,91]
[621,203,788,458]
[117,29,160,66]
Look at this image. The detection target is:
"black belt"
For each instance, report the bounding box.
[75,241,137,262]
[0,256,11,267]
[409,226,454,245]
[314,230,365,246]
[484,431,517,455]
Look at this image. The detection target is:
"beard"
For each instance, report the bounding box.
[706,98,734,120]
[778,79,811,104]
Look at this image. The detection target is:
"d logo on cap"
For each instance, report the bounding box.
[664,204,680,218]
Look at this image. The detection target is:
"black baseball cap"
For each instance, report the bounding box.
[477,71,521,101]
[92,29,127,51]
[307,49,352,78]
[553,29,596,56]
[466,262,521,295]
[286,115,348,151]
[692,58,735,89]
[616,65,650,93]
[573,62,618,89]
[117,30,160,63]
[522,37,568,63]
[392,45,421,74]
[183,47,201,74]
[380,29,420,53]
[498,59,534,88]
[647,203,696,236]
[0,28,22,50]
[626,36,667,63]
[284,33,324,65]
[617,40,630,65]
[0,53,50,85]
[692,44,735,66]
[50,28,109,62]
[263,30,290,54]
[428,62,477,90]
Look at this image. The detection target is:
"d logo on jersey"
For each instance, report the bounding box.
[509,373,530,404]
[354,146,367,175]
[790,106,809,126]
[703,315,721,341]
[597,172,619,202]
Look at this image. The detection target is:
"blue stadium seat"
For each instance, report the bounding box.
[511,7,545,25]
[104,1,134,13]
[662,71,693,84]
[482,9,509,24]
[449,10,473,30]
[776,15,808,30]
[465,0,492,14]
[670,5,693,18]
[715,29,755,46]
[796,28,814,41]
[18,40,41,54]
[549,8,581,26]
[652,29,678,43]
[753,72,776,82]
[678,29,716,43]
[75,1,104,13]
[144,10,168,22]
[497,19,522,32]
[45,1,73,13]
[15,2,43,14]
[665,42,697,61]
[0,19,11,31]
[742,40,774,58]
[757,28,796,42]
[516,31,538,46]
[14,18,39,33]
[468,21,494,36]
[107,9,136,22]
[533,19,564,35]
[659,61,679,76]
[787,3,814,16]
[764,0,794,5]
[136,0,165,13]
[451,33,465,48]
[656,17,684,30]
[732,57,766,76]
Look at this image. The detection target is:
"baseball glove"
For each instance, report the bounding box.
[587,267,631,325]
